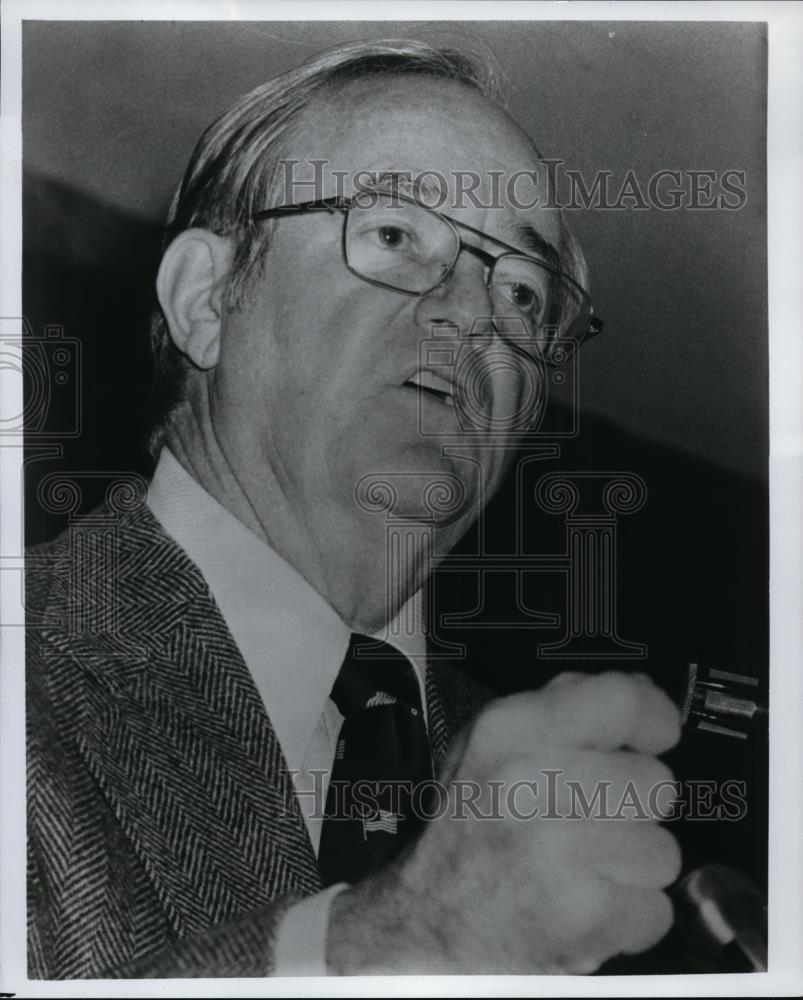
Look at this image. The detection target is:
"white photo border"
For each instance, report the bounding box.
[1,2,800,997]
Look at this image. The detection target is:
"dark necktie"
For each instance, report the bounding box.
[317,634,433,887]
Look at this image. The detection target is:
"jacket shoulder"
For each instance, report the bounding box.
[24,506,193,977]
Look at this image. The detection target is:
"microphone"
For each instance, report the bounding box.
[679,662,767,741]
[671,864,767,972]
[672,665,767,971]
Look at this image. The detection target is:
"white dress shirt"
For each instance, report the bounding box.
[147,447,428,974]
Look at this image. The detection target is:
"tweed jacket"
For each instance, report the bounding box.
[26,501,490,979]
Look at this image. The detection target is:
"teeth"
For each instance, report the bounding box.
[406,369,454,399]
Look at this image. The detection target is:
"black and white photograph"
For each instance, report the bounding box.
[1,2,801,993]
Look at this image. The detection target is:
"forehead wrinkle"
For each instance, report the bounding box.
[289,73,542,173]
[279,74,560,248]
[285,74,481,157]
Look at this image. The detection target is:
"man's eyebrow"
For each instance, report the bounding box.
[454,218,562,267]
[367,170,562,264]
[510,223,560,267]
[370,169,445,203]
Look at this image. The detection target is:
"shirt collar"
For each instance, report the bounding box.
[146,447,427,774]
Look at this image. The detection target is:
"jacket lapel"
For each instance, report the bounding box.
[39,502,491,941]
[425,655,492,770]
[43,504,321,939]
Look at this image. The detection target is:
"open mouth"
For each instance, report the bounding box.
[403,369,455,407]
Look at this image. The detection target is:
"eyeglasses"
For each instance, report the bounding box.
[252,191,603,365]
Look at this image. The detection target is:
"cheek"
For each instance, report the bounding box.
[280,297,415,413]
[485,355,543,427]
[477,357,543,491]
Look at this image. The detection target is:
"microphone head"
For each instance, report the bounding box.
[672,863,767,972]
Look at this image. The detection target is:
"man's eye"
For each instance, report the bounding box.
[504,281,540,312]
[375,225,409,249]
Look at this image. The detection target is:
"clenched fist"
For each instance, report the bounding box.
[327,671,682,974]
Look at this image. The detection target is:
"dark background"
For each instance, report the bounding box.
[22,20,768,974]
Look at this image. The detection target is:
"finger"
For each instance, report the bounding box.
[540,672,680,754]
[532,866,675,971]
[608,886,675,957]
[582,821,682,889]
[543,749,678,820]
[499,748,677,820]
[571,748,676,815]
[626,672,683,754]
[563,882,675,969]
[480,672,681,755]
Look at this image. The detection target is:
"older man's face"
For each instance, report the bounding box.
[212,75,561,550]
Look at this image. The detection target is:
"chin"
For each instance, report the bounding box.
[344,447,478,532]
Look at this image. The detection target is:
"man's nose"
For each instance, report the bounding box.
[413,256,495,337]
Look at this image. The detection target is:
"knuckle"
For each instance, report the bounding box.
[616,888,675,956]
[471,691,545,754]
[626,823,682,887]
[653,890,675,938]
[470,697,511,749]
[651,827,683,886]
[653,684,682,723]
[596,671,642,718]
[641,890,675,947]
[636,753,675,792]
[650,757,676,787]
[642,687,682,750]
[543,670,586,691]
[662,701,683,746]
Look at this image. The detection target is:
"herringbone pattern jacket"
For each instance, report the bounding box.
[26,502,490,978]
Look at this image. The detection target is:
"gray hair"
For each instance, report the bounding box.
[145,37,587,454]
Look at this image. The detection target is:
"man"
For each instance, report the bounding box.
[26,38,681,978]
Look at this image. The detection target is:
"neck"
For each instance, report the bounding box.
[162,392,427,633]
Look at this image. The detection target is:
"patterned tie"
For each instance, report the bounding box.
[317,634,433,886]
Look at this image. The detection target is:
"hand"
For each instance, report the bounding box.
[327,671,682,974]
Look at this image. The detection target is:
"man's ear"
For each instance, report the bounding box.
[156,229,235,370]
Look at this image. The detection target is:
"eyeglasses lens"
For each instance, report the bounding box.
[344,194,590,365]
[345,194,456,293]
